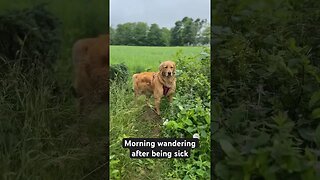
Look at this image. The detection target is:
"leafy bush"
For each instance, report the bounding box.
[110,63,130,83]
[212,0,320,179]
[162,48,211,179]
[0,4,61,70]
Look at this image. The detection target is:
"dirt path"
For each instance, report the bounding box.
[137,106,162,137]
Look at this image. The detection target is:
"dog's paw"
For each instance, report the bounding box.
[151,108,160,116]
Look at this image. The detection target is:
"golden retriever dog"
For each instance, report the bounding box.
[133,61,176,115]
[72,34,109,113]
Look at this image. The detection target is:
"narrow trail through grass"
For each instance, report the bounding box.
[110,80,172,180]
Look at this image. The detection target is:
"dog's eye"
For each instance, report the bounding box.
[170,66,173,68]
[165,66,167,68]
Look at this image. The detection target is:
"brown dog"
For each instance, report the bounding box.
[72,34,109,113]
[133,61,176,115]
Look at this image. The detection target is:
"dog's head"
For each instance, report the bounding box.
[159,61,176,77]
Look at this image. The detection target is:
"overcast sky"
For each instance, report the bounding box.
[110,0,210,29]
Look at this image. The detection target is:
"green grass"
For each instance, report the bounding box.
[0,58,108,179]
[110,45,205,73]
[0,1,108,179]
[110,79,171,180]
[109,46,208,179]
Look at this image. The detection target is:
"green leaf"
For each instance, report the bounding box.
[183,118,193,126]
[195,169,205,177]
[309,91,320,108]
[311,108,320,119]
[205,114,210,124]
[298,128,315,142]
[186,127,195,133]
[301,168,316,180]
[215,162,230,180]
[200,129,207,138]
[253,133,270,147]
[166,121,178,129]
[220,139,239,158]
[272,112,288,126]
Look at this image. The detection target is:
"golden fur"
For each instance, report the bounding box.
[72,34,109,113]
[133,61,176,115]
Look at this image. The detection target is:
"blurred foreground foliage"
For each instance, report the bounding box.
[212,0,320,179]
[0,4,61,71]
[0,3,108,179]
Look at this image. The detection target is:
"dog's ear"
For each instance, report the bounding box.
[172,61,176,72]
[159,62,164,71]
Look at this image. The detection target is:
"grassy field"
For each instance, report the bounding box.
[110,45,205,72]
[109,45,210,179]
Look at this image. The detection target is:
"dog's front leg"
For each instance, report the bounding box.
[168,94,174,104]
[168,94,174,115]
[154,96,161,115]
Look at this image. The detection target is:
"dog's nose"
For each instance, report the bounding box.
[168,72,171,75]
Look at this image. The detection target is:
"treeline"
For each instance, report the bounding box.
[110,17,210,46]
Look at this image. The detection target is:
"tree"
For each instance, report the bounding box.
[196,23,210,45]
[170,20,183,46]
[113,22,135,45]
[133,22,148,46]
[110,26,115,44]
[181,17,197,45]
[147,23,163,46]
[161,27,171,46]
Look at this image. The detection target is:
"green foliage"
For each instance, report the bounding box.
[171,17,209,46]
[111,16,210,46]
[0,1,108,179]
[109,47,211,179]
[133,22,149,46]
[109,74,170,180]
[161,27,171,46]
[212,0,320,179]
[0,4,61,69]
[170,21,183,46]
[110,63,130,83]
[147,23,165,46]
[113,22,136,46]
[162,48,211,179]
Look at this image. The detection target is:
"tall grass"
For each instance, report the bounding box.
[0,38,107,180]
[110,79,171,179]
[0,0,108,179]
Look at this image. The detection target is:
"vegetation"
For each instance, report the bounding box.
[0,4,60,69]
[110,46,211,179]
[0,1,108,179]
[110,45,204,73]
[110,17,210,46]
[212,0,320,179]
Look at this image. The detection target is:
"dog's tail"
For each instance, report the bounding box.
[132,73,138,80]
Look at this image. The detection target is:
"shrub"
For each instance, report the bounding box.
[162,48,211,179]
[0,4,61,71]
[212,0,320,179]
[109,63,129,83]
